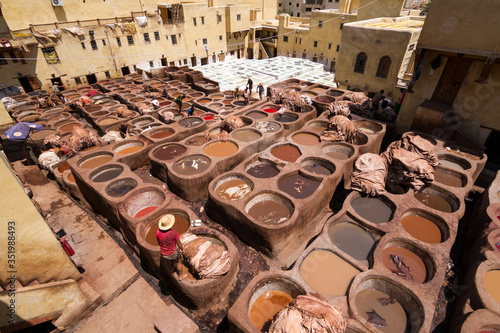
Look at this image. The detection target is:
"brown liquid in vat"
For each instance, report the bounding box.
[326,151,349,160]
[154,145,187,160]
[247,164,279,178]
[302,163,332,175]
[434,169,463,187]
[271,145,301,162]
[215,179,252,200]
[278,174,320,199]
[117,146,142,154]
[351,197,392,223]
[292,133,320,146]
[248,200,291,225]
[145,216,190,246]
[186,136,208,146]
[401,215,442,243]
[232,130,261,142]
[173,156,211,175]
[204,142,238,157]
[382,246,427,283]
[328,222,375,260]
[439,159,465,171]
[414,192,452,213]
[80,155,113,169]
[249,291,293,332]
[483,270,500,304]
[150,130,174,139]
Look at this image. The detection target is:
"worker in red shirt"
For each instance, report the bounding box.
[156,214,187,281]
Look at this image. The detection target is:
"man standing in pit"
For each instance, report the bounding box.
[156,214,187,281]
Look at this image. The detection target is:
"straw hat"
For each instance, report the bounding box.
[158,214,175,231]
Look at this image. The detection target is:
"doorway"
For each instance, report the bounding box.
[191,57,197,67]
[18,77,33,93]
[50,78,64,91]
[201,57,208,65]
[431,57,472,105]
[86,74,97,84]
[121,66,130,76]
[161,58,167,66]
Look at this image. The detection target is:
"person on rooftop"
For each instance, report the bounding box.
[257,83,264,100]
[246,77,253,93]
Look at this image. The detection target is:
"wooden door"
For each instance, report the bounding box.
[27,76,41,90]
[431,57,472,105]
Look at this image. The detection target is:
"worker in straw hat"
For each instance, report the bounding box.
[156,214,187,281]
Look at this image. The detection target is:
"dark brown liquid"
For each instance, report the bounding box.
[150,130,174,139]
[60,123,81,132]
[302,163,332,175]
[292,133,320,146]
[434,169,463,187]
[106,179,138,197]
[247,164,279,178]
[248,200,291,225]
[278,174,320,199]
[154,145,187,160]
[328,222,375,260]
[249,291,293,332]
[414,192,452,213]
[92,168,123,182]
[401,215,442,243]
[185,136,208,146]
[439,159,465,171]
[30,129,57,142]
[145,216,190,246]
[382,246,427,283]
[351,197,393,223]
[204,142,238,157]
[58,162,70,173]
[356,289,407,333]
[247,111,267,119]
[80,155,113,169]
[173,156,211,175]
[215,179,252,200]
[271,145,301,162]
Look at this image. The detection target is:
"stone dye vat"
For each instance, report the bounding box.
[213,174,253,201]
[351,195,394,224]
[328,222,376,261]
[228,272,306,333]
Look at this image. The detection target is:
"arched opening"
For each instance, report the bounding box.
[376,56,392,78]
[354,52,367,74]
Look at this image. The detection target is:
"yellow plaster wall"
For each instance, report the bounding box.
[225,4,251,33]
[418,0,500,54]
[357,0,405,21]
[213,0,277,20]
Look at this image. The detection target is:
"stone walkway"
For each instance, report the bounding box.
[12,161,199,333]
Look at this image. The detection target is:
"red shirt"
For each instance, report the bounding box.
[156,229,180,256]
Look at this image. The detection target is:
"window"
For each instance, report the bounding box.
[328,43,331,49]
[336,45,340,52]
[203,38,207,45]
[201,17,205,25]
[144,33,150,43]
[306,7,312,11]
[0,53,7,65]
[193,18,197,26]
[314,41,318,47]
[340,23,344,30]
[237,14,241,21]
[296,3,299,6]
[154,31,160,41]
[299,38,302,44]
[171,34,177,45]
[102,39,106,46]
[376,56,391,78]
[297,13,300,17]
[9,52,18,63]
[219,35,223,41]
[116,37,122,46]
[319,21,323,27]
[127,36,134,45]
[41,47,60,64]
[150,61,154,66]
[105,71,111,79]
[284,36,288,42]
[408,44,415,51]
[81,42,86,49]
[75,77,82,84]
[289,2,291,5]
[217,14,222,23]
[354,52,367,74]
[90,40,98,50]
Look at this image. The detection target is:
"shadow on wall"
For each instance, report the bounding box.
[0,298,58,332]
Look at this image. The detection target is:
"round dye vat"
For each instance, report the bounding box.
[256,121,280,133]
[247,163,279,178]
[278,174,320,199]
[274,113,298,123]
[263,108,278,113]
[59,123,81,132]
[79,154,113,169]
[145,215,190,246]
[271,145,301,163]
[117,146,142,154]
[91,167,123,183]
[382,246,427,283]
[58,162,70,173]
[185,136,208,146]
[68,173,75,183]
[439,159,465,171]
[248,200,291,225]
[302,163,332,175]
[154,145,187,160]
[150,129,174,139]
[135,206,158,218]
[173,155,211,175]
[232,130,261,142]
[292,133,320,146]
[300,250,360,296]
[308,122,329,133]
[179,118,203,128]
[215,178,252,200]
[483,270,500,304]
[30,129,57,143]
[356,289,407,333]
[203,141,238,157]
[247,111,267,119]
[401,215,442,243]
[106,179,138,198]
[98,118,118,125]
[414,192,452,213]
[434,169,463,187]
[351,197,393,223]
[328,222,375,261]
[250,291,293,332]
